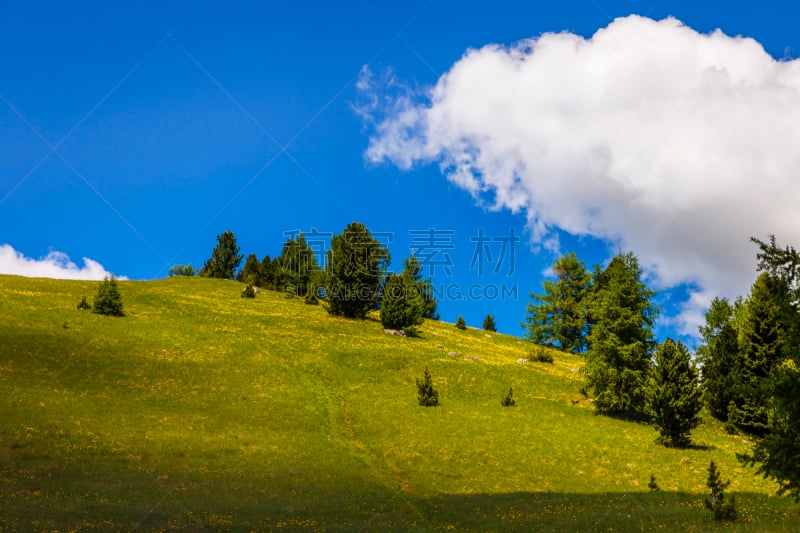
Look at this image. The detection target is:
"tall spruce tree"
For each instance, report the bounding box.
[92,276,124,317]
[325,222,389,318]
[199,230,243,279]
[524,252,591,353]
[241,253,262,286]
[649,338,703,447]
[583,252,657,418]
[402,255,438,319]
[697,297,742,421]
[483,314,497,332]
[727,272,789,436]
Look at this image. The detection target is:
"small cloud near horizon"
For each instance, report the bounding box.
[0,244,124,280]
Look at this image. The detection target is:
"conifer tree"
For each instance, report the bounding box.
[728,273,788,436]
[241,253,262,286]
[92,276,124,317]
[524,252,591,353]
[416,367,439,406]
[501,387,516,407]
[455,315,467,330]
[199,230,242,279]
[483,314,497,332]
[697,297,742,421]
[325,222,389,319]
[402,255,438,319]
[704,461,737,521]
[278,233,319,296]
[380,273,423,331]
[583,252,657,418]
[650,338,703,447]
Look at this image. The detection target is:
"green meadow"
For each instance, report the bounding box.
[0,275,797,531]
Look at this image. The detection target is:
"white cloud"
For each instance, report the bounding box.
[0,244,123,280]
[362,15,800,336]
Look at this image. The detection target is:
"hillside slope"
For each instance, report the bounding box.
[0,275,796,531]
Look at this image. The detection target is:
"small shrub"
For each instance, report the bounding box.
[77,296,91,310]
[704,461,737,521]
[455,316,467,330]
[648,473,659,491]
[501,387,516,407]
[530,346,554,363]
[168,264,195,277]
[92,276,124,317]
[241,284,256,298]
[304,292,319,305]
[416,367,439,406]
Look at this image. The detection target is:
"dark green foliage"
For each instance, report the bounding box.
[380,273,423,331]
[697,297,741,421]
[416,367,439,406]
[168,264,195,277]
[325,222,389,319]
[739,359,800,501]
[304,292,319,305]
[704,461,737,521]
[530,346,554,363]
[583,252,657,418]
[483,314,496,332]
[648,473,659,491]
[649,339,702,448]
[92,276,124,317]
[455,316,467,330]
[199,230,243,280]
[277,233,320,297]
[402,255,438,320]
[501,387,516,407]
[240,254,262,286]
[524,253,592,353]
[241,284,256,298]
[77,296,91,310]
[728,272,788,436]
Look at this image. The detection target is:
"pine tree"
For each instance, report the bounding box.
[380,273,423,331]
[325,222,389,319]
[455,315,467,330]
[501,387,516,407]
[77,296,91,310]
[648,473,659,491]
[92,276,124,317]
[697,297,742,421]
[650,338,703,447]
[583,252,657,418]
[524,252,592,353]
[416,367,439,406]
[241,253,262,287]
[402,255,438,319]
[278,233,319,296]
[241,284,256,298]
[704,461,737,521]
[740,359,800,501]
[483,314,496,332]
[199,230,243,279]
[728,273,788,436]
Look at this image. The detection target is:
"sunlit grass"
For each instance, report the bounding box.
[0,274,797,530]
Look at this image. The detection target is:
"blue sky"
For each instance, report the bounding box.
[3,1,800,343]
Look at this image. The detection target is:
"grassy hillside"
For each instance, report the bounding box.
[0,275,797,531]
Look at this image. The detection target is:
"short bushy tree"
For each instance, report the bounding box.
[93,276,124,317]
[456,316,467,330]
[648,473,659,491]
[417,367,439,406]
[650,338,703,447]
[501,387,516,407]
[77,296,91,310]
[483,314,496,332]
[168,264,195,277]
[241,284,256,298]
[705,461,737,521]
[380,273,423,331]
